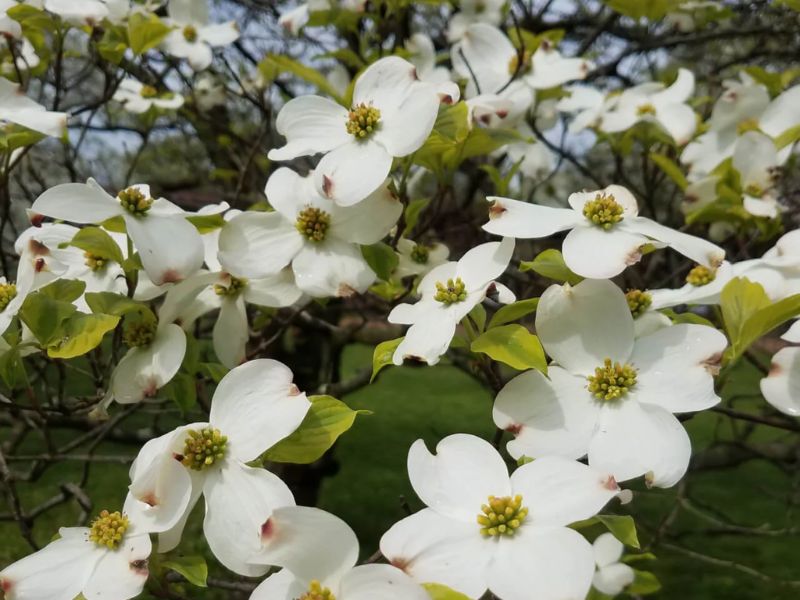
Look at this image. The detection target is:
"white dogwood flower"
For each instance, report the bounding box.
[379,434,623,600]
[31,179,204,285]
[0,77,66,137]
[447,0,505,41]
[123,359,309,575]
[267,56,459,206]
[557,85,618,133]
[218,168,401,297]
[248,506,428,600]
[406,33,451,84]
[162,0,239,71]
[0,508,151,600]
[395,238,450,279]
[389,238,515,365]
[493,279,728,487]
[113,78,184,114]
[484,184,725,279]
[733,130,782,218]
[591,533,635,596]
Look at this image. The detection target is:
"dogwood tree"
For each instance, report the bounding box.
[0,1,799,599]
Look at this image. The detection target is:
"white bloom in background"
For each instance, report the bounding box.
[733,131,782,218]
[218,168,401,297]
[268,56,459,206]
[493,279,727,487]
[43,0,109,23]
[484,184,725,279]
[591,533,635,596]
[395,238,449,279]
[389,238,515,365]
[406,33,451,84]
[557,85,617,133]
[0,2,39,73]
[0,273,30,336]
[0,508,151,600]
[380,434,623,600]
[124,359,310,575]
[193,74,226,112]
[447,0,505,41]
[113,78,184,114]
[601,69,697,145]
[0,77,67,137]
[760,347,800,416]
[248,506,428,600]
[162,0,239,71]
[31,179,204,285]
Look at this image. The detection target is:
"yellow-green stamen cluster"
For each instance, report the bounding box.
[118,187,154,216]
[214,276,248,297]
[434,277,467,304]
[583,193,624,229]
[636,103,657,116]
[0,282,17,312]
[744,183,765,198]
[737,118,759,135]
[587,358,638,401]
[88,510,129,550]
[84,252,107,272]
[477,495,528,537]
[183,25,198,42]
[180,427,228,471]
[410,244,430,264]
[140,85,159,98]
[296,206,331,242]
[298,580,336,600]
[625,289,652,318]
[685,264,715,286]
[507,50,532,75]
[123,320,157,348]
[346,103,381,138]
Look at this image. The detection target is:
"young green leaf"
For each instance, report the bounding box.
[471,325,547,373]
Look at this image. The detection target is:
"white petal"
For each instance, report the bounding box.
[654,102,697,145]
[593,562,636,595]
[527,48,592,89]
[125,214,204,285]
[203,463,295,576]
[651,68,694,105]
[536,279,634,376]
[760,347,800,416]
[243,269,304,307]
[82,534,151,600]
[31,180,122,223]
[292,239,376,298]
[600,108,639,133]
[562,224,649,279]
[264,167,311,221]
[268,96,350,161]
[593,532,624,568]
[249,570,303,600]
[110,324,186,404]
[199,22,239,47]
[488,527,594,600]
[340,564,430,600]
[744,195,780,218]
[157,472,204,553]
[313,140,393,207]
[218,211,303,279]
[374,85,440,157]
[632,324,726,413]
[407,434,511,522]
[392,310,457,365]
[625,217,725,269]
[758,85,800,138]
[213,296,248,369]
[379,508,490,599]
[483,196,581,239]
[649,261,735,309]
[511,457,619,527]
[589,400,691,487]
[353,56,419,113]
[210,359,310,462]
[732,131,777,190]
[451,23,515,95]
[329,183,402,244]
[455,237,514,291]
[494,367,599,461]
[781,319,800,343]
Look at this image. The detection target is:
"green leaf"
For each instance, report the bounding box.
[660,308,715,328]
[67,227,125,265]
[622,551,657,563]
[361,242,399,281]
[38,279,86,303]
[19,293,77,346]
[259,54,345,103]
[775,123,800,149]
[488,298,539,328]
[164,373,197,414]
[649,152,688,190]
[47,313,119,359]
[597,515,640,549]
[199,362,229,383]
[605,0,674,20]
[0,347,26,389]
[423,583,472,600]
[161,555,208,588]
[468,303,486,332]
[520,249,583,285]
[97,24,128,63]
[404,198,430,233]
[0,125,46,152]
[628,569,661,595]
[7,4,55,32]
[186,213,226,233]
[84,292,155,322]
[371,337,402,382]
[263,395,366,464]
[127,13,172,55]
[471,325,547,373]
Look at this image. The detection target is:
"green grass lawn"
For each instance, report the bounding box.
[2,344,798,599]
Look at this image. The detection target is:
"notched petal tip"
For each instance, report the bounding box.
[626,247,644,266]
[488,200,506,219]
[602,475,620,491]
[130,559,149,576]
[2,577,13,594]
[288,383,302,396]
[138,492,158,507]
[28,239,49,256]
[505,423,523,436]
[322,174,334,198]
[34,257,46,273]
[337,283,357,298]
[702,352,723,376]
[390,557,410,573]
[29,212,45,227]
[768,361,782,376]
[160,269,183,285]
[260,517,275,540]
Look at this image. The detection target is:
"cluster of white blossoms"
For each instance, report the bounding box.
[1,0,800,599]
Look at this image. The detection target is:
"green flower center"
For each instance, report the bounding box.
[410,244,430,264]
[346,103,381,139]
[118,187,154,216]
[636,103,657,116]
[507,50,532,75]
[685,264,715,286]
[84,252,108,272]
[214,276,248,297]
[88,510,129,550]
[583,193,624,229]
[298,580,336,600]
[0,282,17,312]
[587,358,638,401]
[737,118,759,135]
[123,319,157,348]
[477,494,528,537]
[744,183,765,198]
[296,206,331,242]
[434,277,467,304]
[140,85,159,98]
[180,427,228,471]
[625,289,652,318]
[183,25,198,42]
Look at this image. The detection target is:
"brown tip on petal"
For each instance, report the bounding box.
[322,175,334,198]
[644,471,655,488]
[161,270,182,284]
[479,114,491,126]
[143,381,158,398]
[404,354,427,364]
[130,559,149,576]
[625,248,643,266]
[685,194,698,204]
[288,383,302,396]
[439,93,454,105]
[768,361,782,377]
[709,254,725,268]
[30,213,45,227]
[603,475,620,491]
[702,352,723,375]
[391,557,410,573]
[489,200,507,219]
[337,283,357,298]
[410,66,419,81]
[2,578,13,593]
[505,423,522,436]
[28,238,50,256]
[140,492,158,507]
[34,258,46,273]
[173,452,185,462]
[261,517,275,540]
[496,109,508,119]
